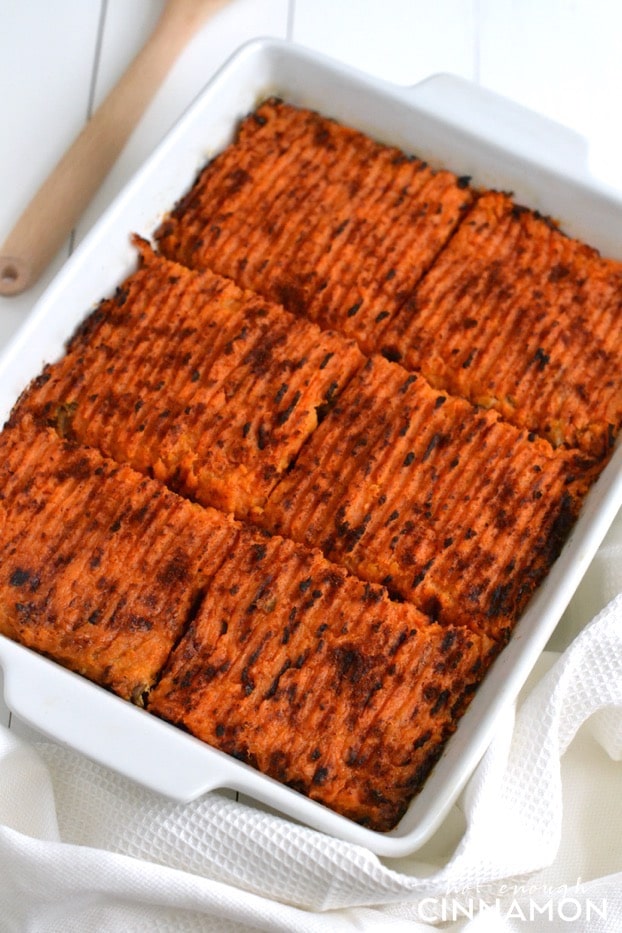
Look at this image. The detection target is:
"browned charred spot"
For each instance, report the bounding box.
[431,688,450,715]
[321,380,339,411]
[494,508,511,530]
[346,302,362,318]
[421,431,449,463]
[403,451,415,467]
[128,614,153,632]
[274,281,306,316]
[157,554,190,586]
[246,576,275,615]
[365,786,394,809]
[276,390,301,426]
[541,492,576,563]
[532,347,551,370]
[232,747,257,768]
[114,286,129,307]
[227,167,251,193]
[331,643,370,686]
[412,559,434,588]
[332,219,349,237]
[89,549,103,569]
[509,202,529,220]
[312,765,329,786]
[345,747,364,767]
[268,750,290,780]
[548,263,570,283]
[381,345,403,364]
[274,383,288,405]
[362,582,384,604]
[9,568,31,588]
[293,650,308,670]
[487,582,513,618]
[312,121,335,149]
[402,745,446,795]
[264,658,292,699]
[241,666,255,695]
[375,310,390,323]
[413,730,432,751]
[54,401,79,439]
[249,544,267,563]
[257,423,269,450]
[421,594,442,622]
[462,349,476,369]
[389,629,409,656]
[301,589,323,611]
[399,374,416,394]
[335,512,371,552]
[197,664,219,686]
[322,569,345,590]
[14,601,36,620]
[242,339,275,375]
[55,451,91,482]
[457,175,471,189]
[441,630,457,653]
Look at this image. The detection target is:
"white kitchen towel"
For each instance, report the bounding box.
[1,558,621,930]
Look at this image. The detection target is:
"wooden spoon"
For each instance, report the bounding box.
[0,0,233,296]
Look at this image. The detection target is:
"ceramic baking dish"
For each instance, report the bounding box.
[1,39,622,857]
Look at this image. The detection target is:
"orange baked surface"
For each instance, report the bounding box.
[14,240,363,521]
[378,191,622,457]
[148,531,494,831]
[261,356,596,643]
[156,97,474,350]
[1,97,618,832]
[0,422,238,702]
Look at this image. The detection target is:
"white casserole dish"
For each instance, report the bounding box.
[1,38,622,857]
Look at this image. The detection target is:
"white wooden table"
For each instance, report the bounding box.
[1,0,621,749]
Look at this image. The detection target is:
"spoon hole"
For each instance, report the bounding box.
[1,263,19,284]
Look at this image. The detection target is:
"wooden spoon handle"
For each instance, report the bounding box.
[0,0,231,296]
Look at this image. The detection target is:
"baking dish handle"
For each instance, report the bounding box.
[0,636,236,800]
[401,73,589,183]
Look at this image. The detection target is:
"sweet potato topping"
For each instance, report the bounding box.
[12,240,364,520]
[379,191,622,457]
[262,357,597,642]
[0,98,616,833]
[156,97,474,351]
[0,422,239,702]
[148,530,494,831]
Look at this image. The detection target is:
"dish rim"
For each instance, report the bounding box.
[1,37,621,856]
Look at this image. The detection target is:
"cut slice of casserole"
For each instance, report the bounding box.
[12,240,364,522]
[0,422,238,702]
[262,356,598,642]
[149,529,495,832]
